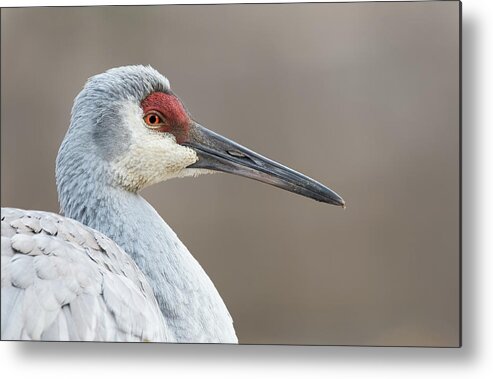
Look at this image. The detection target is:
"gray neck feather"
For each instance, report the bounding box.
[56,156,236,342]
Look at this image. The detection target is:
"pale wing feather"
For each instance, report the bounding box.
[1,207,175,342]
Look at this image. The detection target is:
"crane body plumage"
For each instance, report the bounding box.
[1,203,235,342]
[1,208,173,341]
[1,65,344,343]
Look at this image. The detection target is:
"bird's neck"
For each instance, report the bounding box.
[57,167,237,343]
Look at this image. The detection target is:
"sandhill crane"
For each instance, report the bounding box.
[1,65,344,343]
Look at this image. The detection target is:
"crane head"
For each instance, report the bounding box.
[60,65,344,207]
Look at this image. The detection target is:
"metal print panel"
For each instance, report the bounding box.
[0,1,461,346]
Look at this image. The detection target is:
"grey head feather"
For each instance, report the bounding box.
[68,65,171,160]
[56,65,170,219]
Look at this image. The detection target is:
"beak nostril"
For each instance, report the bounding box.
[227,150,247,158]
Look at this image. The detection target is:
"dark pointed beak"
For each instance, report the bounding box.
[183,122,345,207]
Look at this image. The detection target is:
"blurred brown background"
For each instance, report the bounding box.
[0,2,460,346]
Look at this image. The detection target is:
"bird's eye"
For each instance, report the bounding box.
[144,112,165,128]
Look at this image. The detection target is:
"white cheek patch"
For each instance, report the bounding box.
[111,101,209,191]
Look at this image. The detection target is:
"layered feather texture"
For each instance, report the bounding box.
[1,207,173,341]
